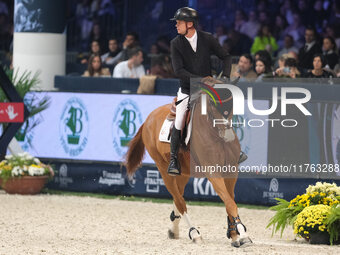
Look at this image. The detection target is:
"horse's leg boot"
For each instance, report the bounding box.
[238,151,248,164]
[167,128,181,176]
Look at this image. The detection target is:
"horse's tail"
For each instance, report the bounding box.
[124,123,145,178]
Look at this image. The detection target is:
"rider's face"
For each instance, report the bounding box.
[176,20,188,35]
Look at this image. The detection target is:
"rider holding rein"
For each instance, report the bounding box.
[168,7,247,176]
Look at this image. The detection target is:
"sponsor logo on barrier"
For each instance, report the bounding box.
[98,171,125,186]
[193,178,218,196]
[263,178,283,200]
[144,170,164,193]
[59,97,89,156]
[56,164,73,188]
[112,99,143,157]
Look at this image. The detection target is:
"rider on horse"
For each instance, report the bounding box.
[168,7,248,176]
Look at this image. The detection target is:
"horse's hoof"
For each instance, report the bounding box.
[231,240,241,248]
[192,236,203,244]
[168,229,179,239]
[239,237,253,247]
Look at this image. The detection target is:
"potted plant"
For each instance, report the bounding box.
[267,182,340,245]
[0,152,54,195]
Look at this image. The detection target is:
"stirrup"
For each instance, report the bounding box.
[238,151,248,164]
[227,215,247,239]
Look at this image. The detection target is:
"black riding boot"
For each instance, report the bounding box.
[167,127,181,176]
[238,151,248,164]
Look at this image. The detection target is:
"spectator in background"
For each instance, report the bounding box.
[284,13,305,47]
[101,38,121,67]
[280,0,294,25]
[324,25,340,49]
[89,22,106,52]
[322,36,339,70]
[304,53,334,78]
[251,25,278,56]
[254,50,272,64]
[150,54,174,78]
[155,35,171,54]
[226,29,252,56]
[230,54,257,81]
[296,0,312,27]
[76,0,94,52]
[275,57,300,78]
[258,11,270,25]
[233,9,246,32]
[240,10,260,40]
[214,25,228,46]
[277,35,299,57]
[255,58,272,81]
[273,15,288,47]
[313,0,327,33]
[80,40,101,64]
[118,32,140,62]
[298,27,322,71]
[83,54,110,77]
[113,47,145,78]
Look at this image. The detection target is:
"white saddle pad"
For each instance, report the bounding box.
[159,117,192,145]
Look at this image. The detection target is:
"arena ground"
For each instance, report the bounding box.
[0,192,339,255]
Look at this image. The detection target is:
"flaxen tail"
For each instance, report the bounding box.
[124,124,145,178]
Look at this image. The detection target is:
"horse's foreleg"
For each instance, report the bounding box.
[168,201,181,239]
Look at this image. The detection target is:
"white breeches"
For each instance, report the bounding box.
[174,88,189,130]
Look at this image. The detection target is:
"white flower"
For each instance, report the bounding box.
[33,158,40,164]
[11,166,23,177]
[28,166,45,176]
[5,155,13,160]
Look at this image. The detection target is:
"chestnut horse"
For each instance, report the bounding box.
[124,79,252,247]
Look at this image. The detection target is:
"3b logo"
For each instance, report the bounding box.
[112,99,143,157]
[59,97,89,156]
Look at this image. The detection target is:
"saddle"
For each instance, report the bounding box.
[166,97,191,126]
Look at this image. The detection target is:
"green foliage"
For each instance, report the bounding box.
[266,198,303,236]
[325,205,340,245]
[0,68,50,144]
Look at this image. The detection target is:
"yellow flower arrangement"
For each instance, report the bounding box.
[268,182,340,244]
[294,205,331,240]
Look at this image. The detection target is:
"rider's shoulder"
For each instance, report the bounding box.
[171,35,183,45]
[197,30,213,39]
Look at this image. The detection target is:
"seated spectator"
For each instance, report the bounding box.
[83,54,110,77]
[277,35,299,57]
[80,40,101,64]
[89,22,107,52]
[118,32,140,62]
[254,50,272,66]
[113,47,145,78]
[304,53,334,78]
[250,25,279,56]
[240,10,260,39]
[155,36,171,54]
[230,54,257,81]
[322,36,339,70]
[101,38,121,66]
[255,58,272,81]
[275,58,300,78]
[233,9,247,32]
[150,54,174,78]
[298,26,322,71]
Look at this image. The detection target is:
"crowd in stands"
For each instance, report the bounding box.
[1,0,340,82]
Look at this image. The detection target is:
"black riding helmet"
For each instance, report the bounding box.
[170,7,198,23]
